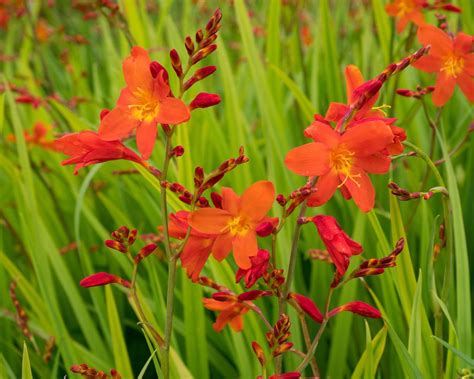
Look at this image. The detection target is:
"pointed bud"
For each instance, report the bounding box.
[238,290,272,301]
[210,192,223,208]
[169,49,183,78]
[128,229,138,245]
[105,240,128,253]
[272,342,294,357]
[171,145,185,157]
[150,61,169,82]
[189,92,221,110]
[251,341,266,366]
[329,301,381,319]
[134,243,157,264]
[185,36,194,55]
[100,109,110,120]
[80,272,131,288]
[212,292,236,302]
[289,293,323,323]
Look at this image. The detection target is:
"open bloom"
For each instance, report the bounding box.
[169,211,217,281]
[202,297,249,332]
[99,46,190,159]
[54,131,144,174]
[189,181,275,269]
[313,215,363,276]
[325,64,406,155]
[385,0,427,33]
[413,26,474,106]
[285,119,394,212]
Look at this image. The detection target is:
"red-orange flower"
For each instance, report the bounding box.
[326,65,406,155]
[235,249,270,288]
[99,46,190,159]
[7,122,57,151]
[202,297,249,332]
[413,26,474,107]
[285,119,394,212]
[188,181,275,269]
[169,210,217,281]
[385,0,427,33]
[54,131,144,174]
[312,215,363,276]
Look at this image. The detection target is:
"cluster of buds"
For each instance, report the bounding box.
[105,226,137,253]
[279,178,318,217]
[194,146,249,197]
[396,85,435,99]
[161,181,209,207]
[70,363,121,379]
[72,0,119,20]
[428,1,461,13]
[265,314,293,357]
[348,238,405,280]
[0,83,44,108]
[388,182,436,201]
[263,268,286,290]
[9,281,33,341]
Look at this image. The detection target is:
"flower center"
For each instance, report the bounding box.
[331,145,361,187]
[129,88,160,122]
[397,0,415,16]
[227,216,250,236]
[441,55,464,78]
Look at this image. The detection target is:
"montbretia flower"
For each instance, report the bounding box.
[54,131,145,175]
[385,0,427,33]
[7,122,57,151]
[328,301,382,319]
[188,181,275,269]
[312,215,363,276]
[326,65,406,155]
[202,297,250,332]
[285,120,394,212]
[99,46,190,159]
[413,26,474,107]
[169,210,217,281]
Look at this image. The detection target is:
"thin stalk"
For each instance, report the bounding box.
[297,312,319,377]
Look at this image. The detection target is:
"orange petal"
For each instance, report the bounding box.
[345,65,364,102]
[304,120,340,148]
[453,33,474,55]
[181,237,212,281]
[343,168,375,212]
[285,143,331,176]
[221,187,240,215]
[229,314,244,332]
[432,73,456,107]
[457,73,474,103]
[417,25,452,57]
[412,55,442,73]
[122,46,153,93]
[307,171,339,207]
[354,153,391,174]
[136,121,157,159]
[464,55,474,76]
[156,97,190,125]
[233,232,258,269]
[188,208,231,234]
[342,120,393,157]
[239,181,275,221]
[325,102,348,122]
[202,298,229,311]
[212,233,233,261]
[99,106,137,141]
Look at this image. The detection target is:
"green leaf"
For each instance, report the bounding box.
[352,326,388,379]
[432,336,474,367]
[21,343,32,379]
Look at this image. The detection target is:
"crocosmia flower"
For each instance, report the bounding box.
[235,249,270,288]
[312,215,363,276]
[413,26,474,107]
[54,131,144,174]
[285,120,394,212]
[385,0,427,33]
[202,297,249,332]
[99,46,190,159]
[189,181,275,269]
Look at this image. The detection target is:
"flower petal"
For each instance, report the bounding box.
[155,97,190,125]
[304,121,340,147]
[221,187,240,215]
[307,171,339,207]
[417,25,452,57]
[412,55,443,73]
[343,168,375,212]
[212,233,233,261]
[457,72,474,103]
[239,181,275,221]
[432,72,456,107]
[285,143,330,176]
[122,46,153,93]
[188,208,231,234]
[342,120,393,157]
[99,106,137,141]
[233,232,258,269]
[354,153,391,174]
[345,65,364,102]
[136,121,157,159]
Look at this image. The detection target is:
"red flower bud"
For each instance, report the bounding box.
[189,92,221,110]
[289,293,323,323]
[185,36,194,55]
[329,301,381,319]
[100,108,110,120]
[105,240,128,253]
[134,243,157,264]
[80,272,131,288]
[237,290,271,301]
[212,291,236,302]
[149,61,169,82]
[171,145,185,157]
[251,341,266,366]
[169,49,183,78]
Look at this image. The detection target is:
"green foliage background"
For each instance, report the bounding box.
[0,0,473,378]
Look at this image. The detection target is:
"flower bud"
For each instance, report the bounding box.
[251,341,266,366]
[80,272,131,288]
[170,49,183,78]
[189,92,221,110]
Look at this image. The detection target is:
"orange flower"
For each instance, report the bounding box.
[54,131,145,174]
[326,65,406,155]
[202,297,249,332]
[169,210,218,281]
[7,122,57,151]
[99,46,190,159]
[285,119,394,212]
[385,0,427,33]
[413,26,474,107]
[188,181,275,269]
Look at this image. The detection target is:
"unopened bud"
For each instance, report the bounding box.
[170,49,183,78]
[251,341,266,366]
[189,92,221,110]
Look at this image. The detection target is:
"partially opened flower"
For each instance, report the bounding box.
[188,181,275,269]
[169,210,217,281]
[385,0,427,33]
[413,26,474,106]
[312,215,363,276]
[54,131,145,175]
[328,301,381,319]
[235,249,270,288]
[285,120,394,212]
[99,46,190,159]
[202,297,249,332]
